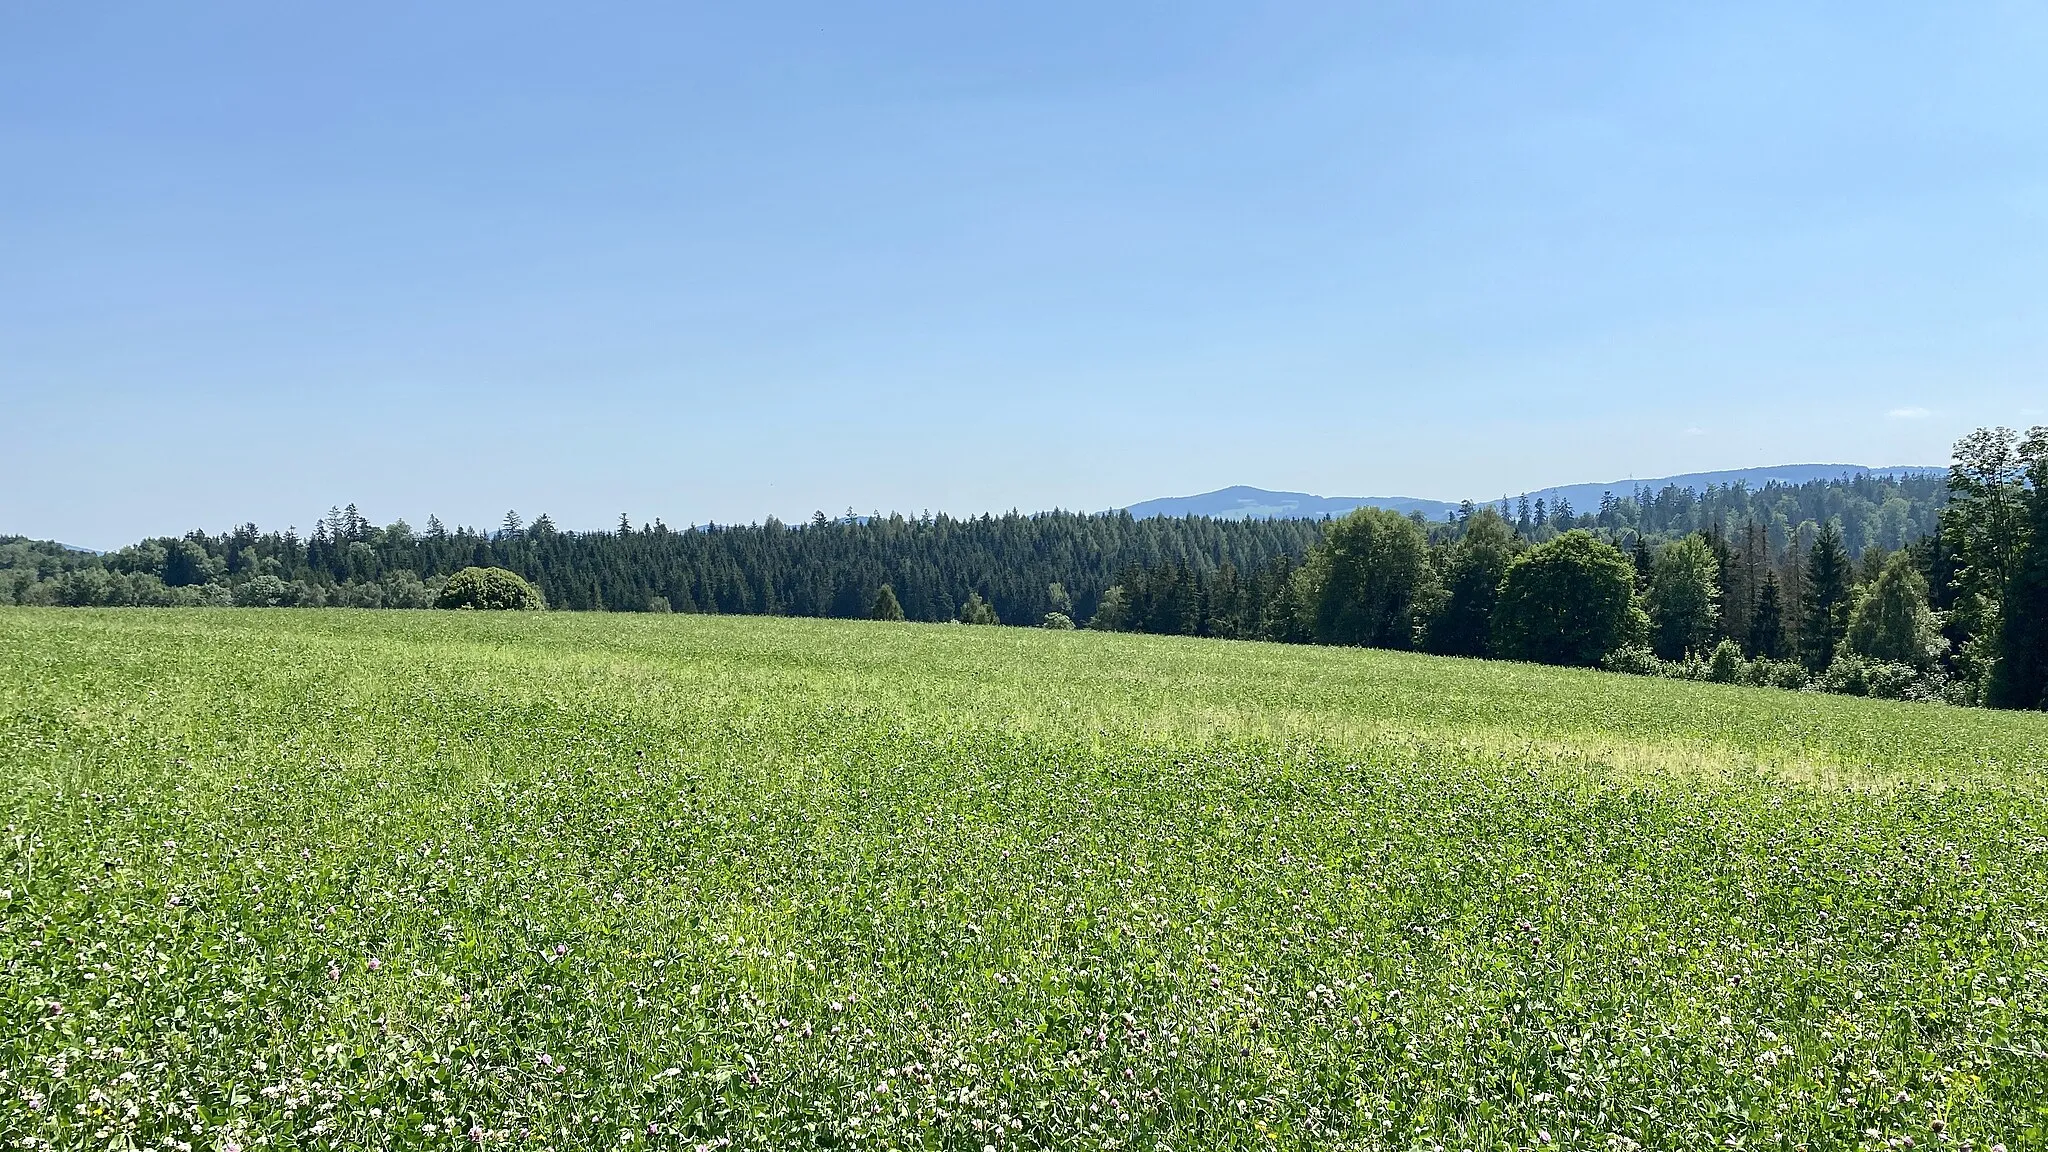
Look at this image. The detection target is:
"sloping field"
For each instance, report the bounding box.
[3,609,2046,1150]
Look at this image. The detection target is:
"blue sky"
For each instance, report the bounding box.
[4,2,2044,547]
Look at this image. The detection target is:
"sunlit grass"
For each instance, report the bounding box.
[3,608,2046,1150]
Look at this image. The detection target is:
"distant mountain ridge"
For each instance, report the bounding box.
[1121,465,1945,522]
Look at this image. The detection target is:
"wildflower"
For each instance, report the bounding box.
[555,943,569,957]
[469,1125,484,1143]
[367,958,382,972]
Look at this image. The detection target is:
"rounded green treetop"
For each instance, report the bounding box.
[1492,530,1647,667]
[435,566,547,611]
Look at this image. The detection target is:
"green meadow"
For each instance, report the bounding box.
[4,608,2046,1151]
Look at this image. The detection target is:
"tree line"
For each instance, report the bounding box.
[6,435,2036,708]
[1,509,1321,627]
[1091,428,2047,710]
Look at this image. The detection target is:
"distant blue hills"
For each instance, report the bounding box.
[1120,465,1946,522]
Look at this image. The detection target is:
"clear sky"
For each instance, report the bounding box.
[5,2,2044,547]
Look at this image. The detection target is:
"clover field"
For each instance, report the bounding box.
[4,608,2048,1151]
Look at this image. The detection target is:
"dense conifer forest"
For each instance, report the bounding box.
[1,510,1321,627]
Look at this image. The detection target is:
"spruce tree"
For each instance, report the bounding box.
[1800,520,1853,671]
[1749,571,1785,659]
[1990,451,2048,708]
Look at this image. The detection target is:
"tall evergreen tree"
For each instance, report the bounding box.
[1749,571,1786,659]
[1990,445,2048,709]
[1700,524,1739,643]
[1800,520,1853,671]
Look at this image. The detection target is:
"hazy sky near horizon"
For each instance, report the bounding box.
[5,2,2045,547]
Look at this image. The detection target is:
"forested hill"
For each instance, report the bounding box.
[1123,465,1942,522]
[5,468,1946,619]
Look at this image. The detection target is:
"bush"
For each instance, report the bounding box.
[1819,654,1927,700]
[382,572,434,609]
[871,585,905,622]
[1670,653,1713,682]
[435,567,546,611]
[1042,611,1075,630]
[1602,645,1664,676]
[1865,660,1930,701]
[1820,654,1872,697]
[1742,658,1810,691]
[336,581,387,609]
[234,575,291,608]
[1706,639,1744,684]
[958,592,998,625]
